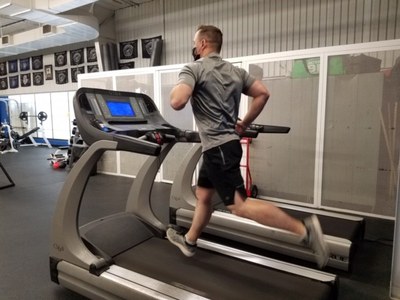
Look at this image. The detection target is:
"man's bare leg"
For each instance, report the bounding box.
[227,191,330,268]
[185,186,215,243]
[227,191,306,236]
[166,186,214,257]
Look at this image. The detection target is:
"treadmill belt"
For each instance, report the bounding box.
[114,237,334,300]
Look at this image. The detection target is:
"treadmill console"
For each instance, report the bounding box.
[85,92,157,125]
[73,87,289,156]
[74,88,183,154]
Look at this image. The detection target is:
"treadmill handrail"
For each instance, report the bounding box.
[112,133,161,156]
[50,140,119,271]
[250,124,291,134]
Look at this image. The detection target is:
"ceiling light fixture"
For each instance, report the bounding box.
[9,8,31,17]
[0,2,11,10]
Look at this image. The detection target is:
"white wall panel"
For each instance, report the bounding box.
[1,0,398,97]
[0,5,396,98]
[115,0,399,67]
[115,0,164,68]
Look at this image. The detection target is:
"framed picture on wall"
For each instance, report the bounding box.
[86,46,97,63]
[33,72,44,86]
[55,69,68,84]
[8,60,18,73]
[0,77,7,90]
[19,58,30,72]
[32,55,43,70]
[54,51,67,67]
[20,73,31,87]
[9,75,19,89]
[45,65,53,80]
[0,62,7,76]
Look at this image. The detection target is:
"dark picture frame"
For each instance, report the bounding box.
[45,65,53,80]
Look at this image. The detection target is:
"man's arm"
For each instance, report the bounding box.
[236,80,270,133]
[170,83,193,110]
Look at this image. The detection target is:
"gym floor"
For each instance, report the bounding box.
[0,147,394,300]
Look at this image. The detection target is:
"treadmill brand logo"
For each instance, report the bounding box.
[53,243,64,252]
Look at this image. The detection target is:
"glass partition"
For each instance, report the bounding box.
[51,92,71,140]
[115,73,155,100]
[35,93,52,139]
[248,58,320,204]
[7,96,24,133]
[322,51,400,216]
[19,94,37,135]
[77,40,400,218]
[79,77,113,90]
[7,92,75,141]
[115,73,156,176]
[160,70,193,130]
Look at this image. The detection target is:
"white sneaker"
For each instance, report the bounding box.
[166,227,196,257]
[304,215,330,269]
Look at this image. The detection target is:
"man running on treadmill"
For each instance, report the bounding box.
[167,25,330,269]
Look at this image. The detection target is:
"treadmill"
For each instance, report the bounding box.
[49,87,338,299]
[170,136,364,272]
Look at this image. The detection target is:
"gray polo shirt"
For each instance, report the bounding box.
[177,53,256,152]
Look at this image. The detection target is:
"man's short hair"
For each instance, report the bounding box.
[196,25,223,53]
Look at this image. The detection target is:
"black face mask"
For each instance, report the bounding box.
[192,47,200,61]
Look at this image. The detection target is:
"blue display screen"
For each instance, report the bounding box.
[106,100,135,117]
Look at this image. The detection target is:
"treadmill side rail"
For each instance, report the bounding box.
[57,261,208,300]
[176,208,352,271]
[197,239,337,284]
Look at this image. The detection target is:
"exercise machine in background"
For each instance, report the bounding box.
[0,99,19,154]
[0,99,51,151]
[18,111,51,148]
[0,122,18,154]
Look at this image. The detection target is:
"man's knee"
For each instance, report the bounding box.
[230,206,245,218]
[195,187,214,204]
[227,198,247,218]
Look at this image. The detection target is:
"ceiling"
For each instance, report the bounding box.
[0,0,153,59]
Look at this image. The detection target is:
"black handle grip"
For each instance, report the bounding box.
[241,129,259,138]
[112,134,161,156]
[249,124,291,134]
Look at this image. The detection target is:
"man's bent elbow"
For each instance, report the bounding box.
[170,99,185,110]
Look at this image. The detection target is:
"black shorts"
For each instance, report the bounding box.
[197,140,247,206]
